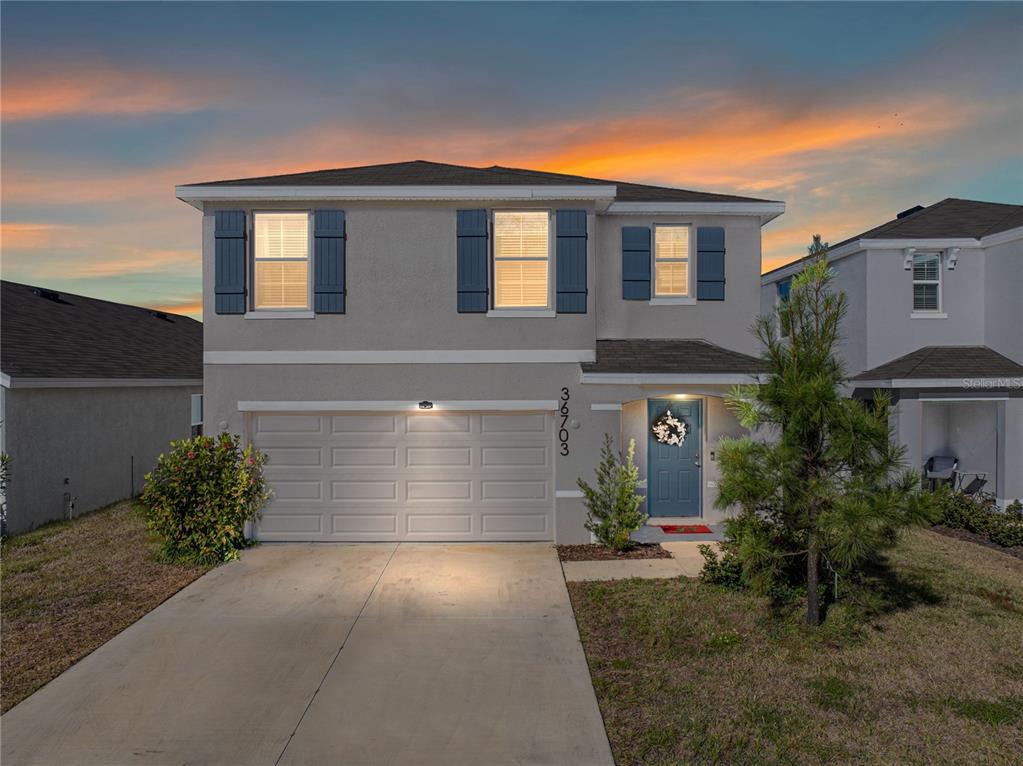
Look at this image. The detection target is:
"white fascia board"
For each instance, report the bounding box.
[761,236,985,285]
[605,200,785,225]
[979,225,1023,248]
[176,184,617,209]
[580,372,763,385]
[3,377,203,389]
[205,349,595,365]
[853,377,1023,389]
[238,400,558,413]
[0,373,10,388]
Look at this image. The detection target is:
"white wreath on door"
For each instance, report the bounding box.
[651,408,688,446]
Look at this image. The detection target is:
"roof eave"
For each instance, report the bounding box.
[605,200,785,225]
[176,184,619,210]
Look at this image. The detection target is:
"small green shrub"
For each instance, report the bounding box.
[142,433,270,564]
[935,487,1023,548]
[577,434,647,552]
[698,543,744,589]
[1006,499,1023,516]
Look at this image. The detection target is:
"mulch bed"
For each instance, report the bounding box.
[556,543,672,562]
[931,525,1023,562]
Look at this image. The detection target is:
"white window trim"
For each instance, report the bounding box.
[911,251,942,315]
[490,209,553,312]
[251,210,313,313]
[652,223,693,299]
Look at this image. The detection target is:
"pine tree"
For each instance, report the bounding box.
[577,434,646,552]
[716,236,934,625]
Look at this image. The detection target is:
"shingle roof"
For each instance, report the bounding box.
[763,198,1022,277]
[182,160,774,204]
[1,281,203,380]
[851,346,1023,381]
[581,339,766,375]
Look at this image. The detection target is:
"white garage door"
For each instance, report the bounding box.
[251,411,554,541]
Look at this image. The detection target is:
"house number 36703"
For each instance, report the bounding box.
[559,387,570,456]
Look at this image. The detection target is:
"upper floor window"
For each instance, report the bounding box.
[254,212,310,310]
[912,252,941,312]
[654,225,690,297]
[493,210,549,309]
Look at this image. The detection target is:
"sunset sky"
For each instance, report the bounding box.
[2,1,1021,319]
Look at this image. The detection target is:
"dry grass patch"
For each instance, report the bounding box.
[568,528,1023,766]
[1,501,210,712]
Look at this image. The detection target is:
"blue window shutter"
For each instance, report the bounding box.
[314,210,346,313]
[214,210,246,314]
[555,210,587,313]
[457,209,488,312]
[697,226,726,301]
[622,226,651,300]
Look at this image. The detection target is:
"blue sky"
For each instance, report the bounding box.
[2,1,1021,317]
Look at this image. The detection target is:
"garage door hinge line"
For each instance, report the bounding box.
[273,543,400,766]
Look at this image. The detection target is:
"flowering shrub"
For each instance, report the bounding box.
[142,433,270,564]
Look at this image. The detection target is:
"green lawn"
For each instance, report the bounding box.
[568,529,1023,765]
[1,501,210,712]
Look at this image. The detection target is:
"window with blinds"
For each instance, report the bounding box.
[654,225,690,297]
[912,252,941,312]
[493,211,549,308]
[254,212,310,310]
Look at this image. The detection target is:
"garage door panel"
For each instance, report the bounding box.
[331,480,398,501]
[255,414,324,435]
[331,415,397,433]
[406,447,472,467]
[480,413,548,433]
[254,412,553,541]
[331,514,398,535]
[406,414,472,433]
[331,447,397,466]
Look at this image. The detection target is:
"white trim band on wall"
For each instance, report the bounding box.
[580,372,763,385]
[555,490,585,499]
[238,400,559,413]
[207,349,596,365]
[1,376,203,389]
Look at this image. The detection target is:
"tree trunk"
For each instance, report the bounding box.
[806,532,820,626]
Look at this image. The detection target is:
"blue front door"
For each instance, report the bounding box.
[647,399,702,517]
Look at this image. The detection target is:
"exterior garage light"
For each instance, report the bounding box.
[418,400,434,410]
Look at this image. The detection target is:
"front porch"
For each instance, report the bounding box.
[579,338,768,527]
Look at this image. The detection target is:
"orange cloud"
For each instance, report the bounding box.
[0,222,68,248]
[2,68,220,121]
[147,296,202,319]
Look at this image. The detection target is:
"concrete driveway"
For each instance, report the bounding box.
[1,543,613,766]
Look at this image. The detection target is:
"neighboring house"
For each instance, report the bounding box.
[176,160,784,543]
[761,199,1023,506]
[0,282,203,534]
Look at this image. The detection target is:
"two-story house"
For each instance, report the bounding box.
[761,198,1023,507]
[177,160,784,543]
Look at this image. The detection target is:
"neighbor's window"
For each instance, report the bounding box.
[654,225,690,297]
[190,394,203,437]
[254,212,310,310]
[912,252,941,312]
[493,210,549,308]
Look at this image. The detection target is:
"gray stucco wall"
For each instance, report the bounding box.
[984,238,1023,363]
[202,200,597,353]
[3,385,200,535]
[596,215,762,355]
[865,246,987,369]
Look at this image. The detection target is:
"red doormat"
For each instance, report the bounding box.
[655,524,713,535]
